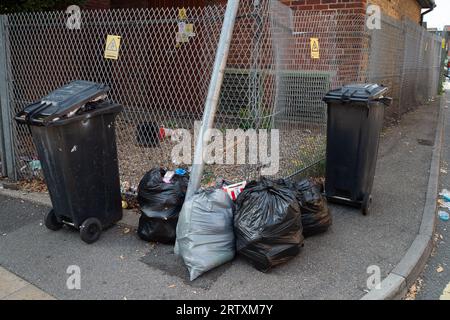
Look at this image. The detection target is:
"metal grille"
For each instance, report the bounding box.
[0,1,443,187]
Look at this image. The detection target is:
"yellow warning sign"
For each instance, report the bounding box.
[185,23,195,37]
[443,38,447,49]
[178,7,187,20]
[104,35,121,60]
[310,38,320,59]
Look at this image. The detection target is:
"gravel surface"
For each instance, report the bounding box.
[117,125,326,188]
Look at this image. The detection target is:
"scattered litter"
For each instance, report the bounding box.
[441,169,448,174]
[439,189,450,202]
[121,200,128,209]
[222,181,246,201]
[123,228,130,234]
[438,199,450,210]
[439,211,449,222]
[28,160,42,172]
[123,297,127,300]
[405,278,423,301]
[437,266,444,273]
[168,284,176,288]
[2,233,6,236]
[119,255,125,260]
[175,168,187,176]
[163,170,175,184]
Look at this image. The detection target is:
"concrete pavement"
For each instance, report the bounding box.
[0,97,442,299]
[0,267,54,300]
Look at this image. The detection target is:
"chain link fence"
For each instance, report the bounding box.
[368,13,442,121]
[0,1,443,188]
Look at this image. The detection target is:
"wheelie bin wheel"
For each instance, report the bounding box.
[44,209,63,231]
[80,218,102,244]
[362,194,373,216]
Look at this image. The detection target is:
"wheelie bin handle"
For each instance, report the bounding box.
[375,97,392,107]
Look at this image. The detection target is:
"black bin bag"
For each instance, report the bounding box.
[293,179,332,238]
[137,168,189,243]
[234,178,304,272]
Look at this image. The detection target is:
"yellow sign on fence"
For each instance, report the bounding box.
[178,7,187,20]
[310,38,320,59]
[104,35,121,60]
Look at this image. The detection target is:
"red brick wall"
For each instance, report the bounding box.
[280,0,367,14]
[83,0,213,9]
[82,0,111,10]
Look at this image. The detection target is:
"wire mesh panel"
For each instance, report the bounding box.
[212,1,370,181]
[367,14,404,121]
[5,6,225,185]
[368,14,443,120]
[274,7,370,179]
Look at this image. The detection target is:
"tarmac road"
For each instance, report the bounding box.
[415,85,450,300]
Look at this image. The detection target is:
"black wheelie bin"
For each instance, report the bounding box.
[323,84,392,215]
[15,81,123,243]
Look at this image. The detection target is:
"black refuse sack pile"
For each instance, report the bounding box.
[136,168,332,279]
[234,179,304,272]
[137,168,189,244]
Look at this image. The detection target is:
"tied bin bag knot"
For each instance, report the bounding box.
[234,178,304,272]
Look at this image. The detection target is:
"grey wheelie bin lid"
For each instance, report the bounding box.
[323,83,391,104]
[15,80,110,126]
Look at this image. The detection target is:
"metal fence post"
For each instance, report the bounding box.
[185,0,240,199]
[0,15,16,179]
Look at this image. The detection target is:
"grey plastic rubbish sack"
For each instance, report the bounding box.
[176,189,235,281]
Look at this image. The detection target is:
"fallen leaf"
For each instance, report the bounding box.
[119,255,125,260]
[168,284,176,288]
[437,266,444,273]
[123,228,130,234]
